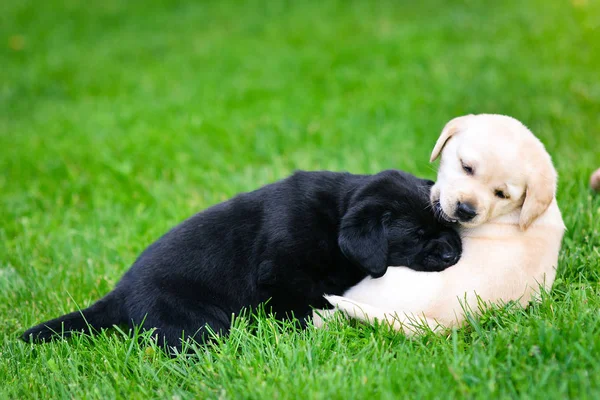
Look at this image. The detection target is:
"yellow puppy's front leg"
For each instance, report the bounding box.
[324,295,440,335]
[311,308,341,328]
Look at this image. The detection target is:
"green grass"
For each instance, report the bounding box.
[1,0,600,398]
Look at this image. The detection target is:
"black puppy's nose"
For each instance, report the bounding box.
[456,201,477,221]
[441,251,455,263]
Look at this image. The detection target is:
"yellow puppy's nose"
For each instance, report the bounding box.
[456,201,478,221]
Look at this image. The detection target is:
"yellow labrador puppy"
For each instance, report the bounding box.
[317,114,565,333]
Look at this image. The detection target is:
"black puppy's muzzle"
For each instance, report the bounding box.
[439,246,459,264]
[436,240,461,265]
[418,233,462,272]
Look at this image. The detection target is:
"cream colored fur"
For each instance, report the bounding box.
[314,114,565,333]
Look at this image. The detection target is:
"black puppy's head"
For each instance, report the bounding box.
[338,170,462,278]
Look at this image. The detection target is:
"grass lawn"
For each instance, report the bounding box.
[2,0,600,398]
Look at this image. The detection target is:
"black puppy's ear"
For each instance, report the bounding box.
[338,203,388,278]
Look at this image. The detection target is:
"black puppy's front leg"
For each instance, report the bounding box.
[256,259,320,328]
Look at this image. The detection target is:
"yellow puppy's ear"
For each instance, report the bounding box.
[430,115,474,162]
[519,153,557,230]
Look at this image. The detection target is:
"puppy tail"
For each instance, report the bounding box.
[22,291,126,343]
[324,295,434,334]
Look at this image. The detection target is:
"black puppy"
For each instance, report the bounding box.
[23,170,461,350]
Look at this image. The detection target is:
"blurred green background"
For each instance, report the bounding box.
[1,0,599,398]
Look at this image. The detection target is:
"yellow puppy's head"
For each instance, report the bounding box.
[430,114,556,230]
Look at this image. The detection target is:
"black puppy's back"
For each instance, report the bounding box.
[22,171,363,346]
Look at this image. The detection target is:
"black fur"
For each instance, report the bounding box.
[22,170,461,350]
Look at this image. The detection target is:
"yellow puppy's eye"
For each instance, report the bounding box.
[461,160,474,175]
[494,189,509,199]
